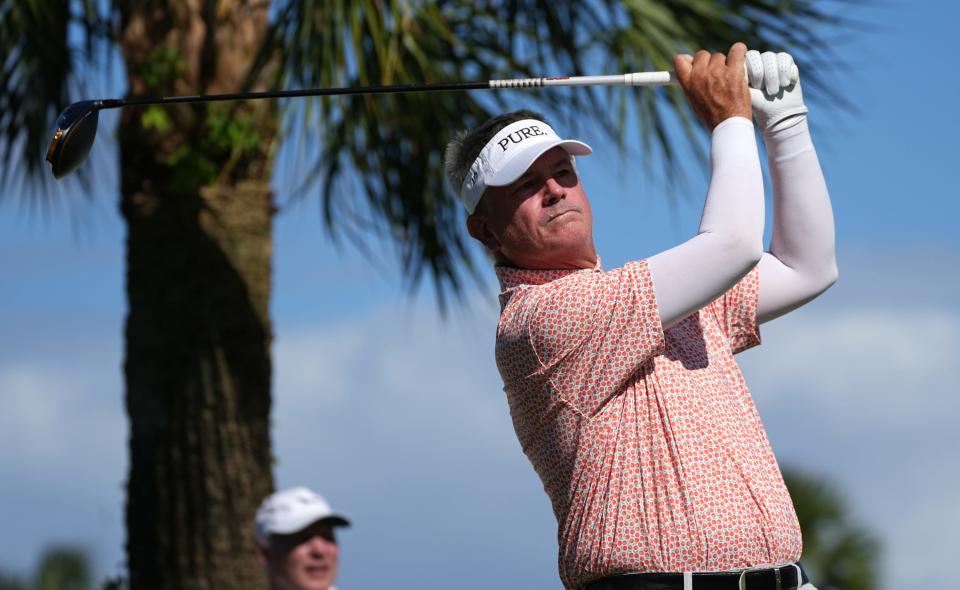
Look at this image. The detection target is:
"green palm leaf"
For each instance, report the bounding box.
[3,0,857,301]
[783,467,882,590]
[0,545,92,590]
[0,0,104,195]
[257,0,857,302]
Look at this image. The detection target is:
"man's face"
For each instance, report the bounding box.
[468,146,597,269]
[262,522,340,590]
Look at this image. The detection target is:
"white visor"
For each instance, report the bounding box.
[254,486,350,545]
[458,119,592,213]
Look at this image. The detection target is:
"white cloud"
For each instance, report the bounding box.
[742,307,960,421]
[738,304,960,589]
[0,368,64,456]
[0,360,125,483]
[0,355,126,581]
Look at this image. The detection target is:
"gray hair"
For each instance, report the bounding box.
[443,109,548,209]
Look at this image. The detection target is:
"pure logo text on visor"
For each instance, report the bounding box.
[458,119,593,214]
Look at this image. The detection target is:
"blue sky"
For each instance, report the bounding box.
[1,1,957,588]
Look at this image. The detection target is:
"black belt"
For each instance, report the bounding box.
[585,564,809,590]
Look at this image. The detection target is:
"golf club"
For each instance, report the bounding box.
[46,71,678,179]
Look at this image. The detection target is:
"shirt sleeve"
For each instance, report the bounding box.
[705,266,761,354]
[756,117,838,324]
[501,260,666,418]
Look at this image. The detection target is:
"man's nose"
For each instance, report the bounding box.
[307,535,336,556]
[543,177,565,205]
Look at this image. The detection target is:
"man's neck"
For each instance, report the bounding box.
[496,251,598,270]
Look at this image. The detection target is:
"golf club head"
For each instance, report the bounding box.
[46,100,101,179]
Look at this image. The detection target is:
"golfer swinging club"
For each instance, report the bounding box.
[444,43,835,590]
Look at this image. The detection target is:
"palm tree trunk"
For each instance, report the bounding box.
[117,2,277,587]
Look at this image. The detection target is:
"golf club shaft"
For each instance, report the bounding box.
[99,71,679,109]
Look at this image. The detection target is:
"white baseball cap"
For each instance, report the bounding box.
[255,486,350,545]
[458,118,592,213]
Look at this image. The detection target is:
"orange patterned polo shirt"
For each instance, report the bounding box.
[495,260,801,589]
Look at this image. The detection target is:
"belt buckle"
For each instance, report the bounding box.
[737,567,782,590]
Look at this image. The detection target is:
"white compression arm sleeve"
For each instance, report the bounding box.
[647,117,764,329]
[756,117,838,324]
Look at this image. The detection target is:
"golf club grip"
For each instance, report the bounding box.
[489,64,800,89]
[490,71,678,89]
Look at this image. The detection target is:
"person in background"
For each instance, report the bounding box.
[255,486,350,590]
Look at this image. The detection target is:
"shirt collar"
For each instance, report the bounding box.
[495,258,603,306]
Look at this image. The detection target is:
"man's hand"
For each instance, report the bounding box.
[746,50,808,131]
[674,42,752,130]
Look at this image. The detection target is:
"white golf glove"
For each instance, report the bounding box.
[746,50,808,131]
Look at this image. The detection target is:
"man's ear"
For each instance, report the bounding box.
[466,214,502,253]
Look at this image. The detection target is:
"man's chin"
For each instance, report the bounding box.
[294,569,334,590]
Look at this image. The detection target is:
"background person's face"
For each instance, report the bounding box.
[265,523,340,590]
[471,147,597,269]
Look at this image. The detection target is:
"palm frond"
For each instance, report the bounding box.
[0,0,111,199]
[34,546,92,590]
[782,467,882,590]
[0,0,71,184]
[264,0,858,304]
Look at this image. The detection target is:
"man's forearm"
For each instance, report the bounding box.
[649,116,764,329]
[757,116,838,323]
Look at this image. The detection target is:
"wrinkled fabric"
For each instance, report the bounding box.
[495,261,800,589]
